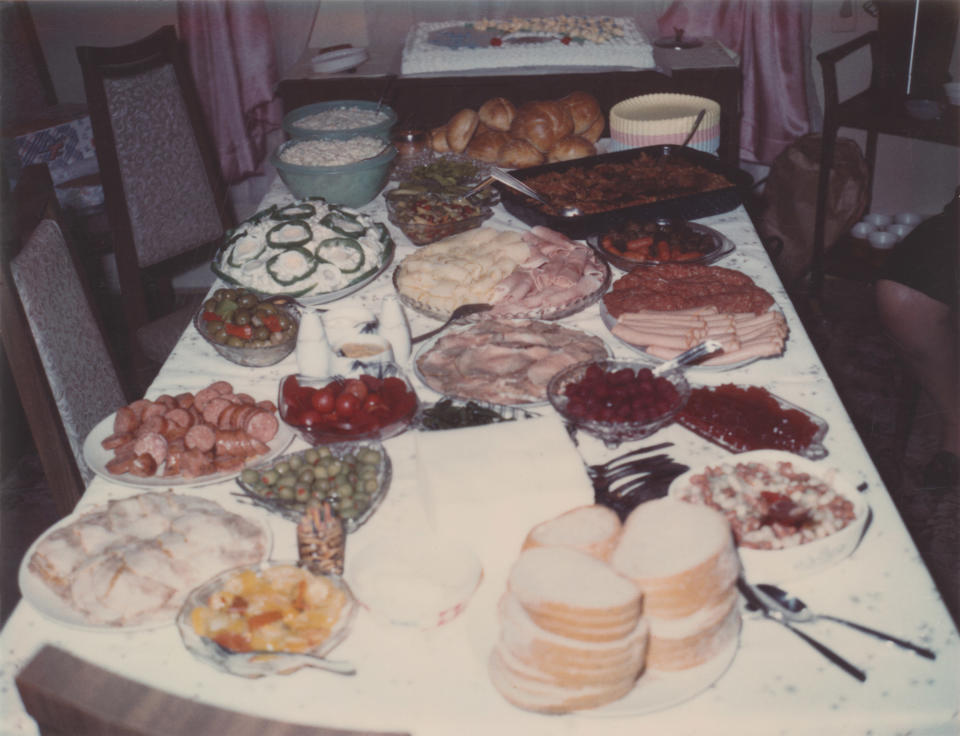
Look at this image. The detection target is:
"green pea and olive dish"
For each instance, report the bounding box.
[234,442,391,530]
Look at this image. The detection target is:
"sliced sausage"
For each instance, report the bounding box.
[256,400,277,413]
[232,404,259,431]
[203,397,232,426]
[113,406,139,435]
[209,380,234,395]
[130,453,158,478]
[105,449,136,475]
[215,429,243,457]
[192,386,219,412]
[141,402,167,421]
[165,407,194,429]
[214,455,246,473]
[101,431,133,450]
[234,393,255,405]
[134,432,168,466]
[136,414,169,437]
[175,392,195,410]
[246,411,279,443]
[127,399,153,419]
[154,394,178,409]
[164,441,185,476]
[180,449,215,479]
[247,438,270,457]
[185,424,217,452]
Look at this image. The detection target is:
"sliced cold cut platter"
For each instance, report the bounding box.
[83,414,295,489]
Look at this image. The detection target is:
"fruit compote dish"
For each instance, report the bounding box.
[547,359,690,447]
[279,362,419,444]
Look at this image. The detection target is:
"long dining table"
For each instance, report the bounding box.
[1,167,958,736]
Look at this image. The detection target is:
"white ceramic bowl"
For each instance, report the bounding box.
[862,212,893,228]
[668,449,870,582]
[887,223,913,240]
[348,535,483,628]
[849,221,876,238]
[895,212,923,226]
[868,230,898,249]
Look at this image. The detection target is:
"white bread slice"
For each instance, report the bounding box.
[610,498,741,620]
[494,637,643,689]
[508,546,642,642]
[645,586,741,671]
[498,592,649,674]
[489,647,637,714]
[522,504,622,561]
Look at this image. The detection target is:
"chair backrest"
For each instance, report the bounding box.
[76,25,234,337]
[0,164,128,517]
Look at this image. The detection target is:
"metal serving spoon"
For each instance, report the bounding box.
[211,641,357,677]
[737,578,867,682]
[755,583,936,660]
[466,168,583,217]
[410,303,493,344]
[652,339,724,376]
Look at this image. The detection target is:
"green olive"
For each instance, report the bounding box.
[237,292,258,308]
[232,308,252,326]
[226,336,245,348]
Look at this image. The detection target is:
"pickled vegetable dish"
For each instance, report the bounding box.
[189,565,349,653]
[199,288,297,348]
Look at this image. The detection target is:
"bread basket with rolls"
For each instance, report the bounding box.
[430,91,605,169]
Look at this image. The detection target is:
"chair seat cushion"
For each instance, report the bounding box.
[135,293,205,363]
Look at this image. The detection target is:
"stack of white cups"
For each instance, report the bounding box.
[850,212,924,252]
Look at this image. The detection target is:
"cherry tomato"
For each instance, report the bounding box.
[359,374,382,392]
[380,376,408,403]
[335,392,360,418]
[300,409,323,427]
[343,378,369,402]
[310,387,336,414]
[363,394,389,415]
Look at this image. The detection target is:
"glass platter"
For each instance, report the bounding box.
[232,440,392,529]
[586,221,736,272]
[392,255,611,323]
[677,383,829,460]
[412,319,613,408]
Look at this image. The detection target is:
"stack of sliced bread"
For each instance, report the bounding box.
[490,544,647,713]
[521,503,622,560]
[609,498,741,671]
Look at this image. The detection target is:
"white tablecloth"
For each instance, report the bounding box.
[1,176,957,736]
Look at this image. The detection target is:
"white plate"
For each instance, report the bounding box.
[584,635,739,717]
[18,494,272,631]
[599,301,783,373]
[83,413,295,489]
[311,47,368,74]
[411,319,612,408]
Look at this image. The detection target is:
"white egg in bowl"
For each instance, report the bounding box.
[667,450,870,582]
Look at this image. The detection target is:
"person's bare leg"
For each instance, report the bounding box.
[876,278,959,457]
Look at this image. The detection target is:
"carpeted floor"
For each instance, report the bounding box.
[1,274,957,628]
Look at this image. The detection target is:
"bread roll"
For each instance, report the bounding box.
[559,91,603,135]
[430,125,451,153]
[497,138,545,169]
[547,135,597,164]
[478,96,517,132]
[510,100,574,153]
[466,129,511,163]
[582,115,605,143]
[445,108,480,153]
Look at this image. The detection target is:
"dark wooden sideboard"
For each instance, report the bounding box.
[277,40,742,168]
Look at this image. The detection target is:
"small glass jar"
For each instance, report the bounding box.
[393,128,429,158]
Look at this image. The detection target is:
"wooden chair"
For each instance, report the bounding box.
[17,645,410,736]
[0,165,129,517]
[76,26,235,390]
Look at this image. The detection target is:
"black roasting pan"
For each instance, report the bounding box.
[497,145,752,241]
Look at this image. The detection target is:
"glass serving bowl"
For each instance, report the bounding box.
[278,362,419,445]
[547,359,691,448]
[233,440,392,529]
[193,301,299,368]
[177,560,357,678]
[385,189,494,246]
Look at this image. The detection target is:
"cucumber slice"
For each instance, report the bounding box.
[265,247,319,286]
[315,237,365,274]
[266,220,313,249]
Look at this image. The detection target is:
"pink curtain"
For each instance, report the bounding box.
[658,0,812,164]
[177,0,282,183]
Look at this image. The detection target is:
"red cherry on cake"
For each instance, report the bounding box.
[490,37,502,46]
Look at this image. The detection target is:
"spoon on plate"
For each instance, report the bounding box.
[754,583,936,659]
[410,303,493,345]
[652,339,724,375]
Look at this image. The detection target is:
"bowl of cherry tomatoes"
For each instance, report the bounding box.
[278,362,419,444]
[547,359,690,448]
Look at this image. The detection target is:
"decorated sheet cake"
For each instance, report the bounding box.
[402,16,655,75]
